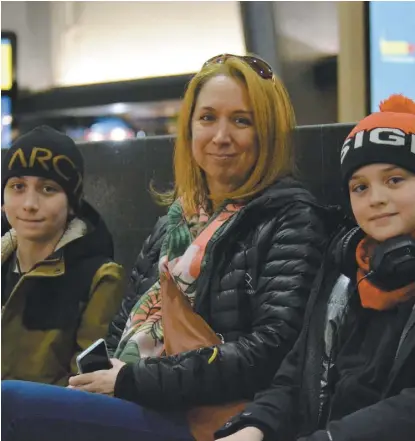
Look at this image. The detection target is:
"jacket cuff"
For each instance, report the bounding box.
[214,413,273,440]
[114,363,138,402]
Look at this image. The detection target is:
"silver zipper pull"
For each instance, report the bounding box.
[245,272,253,290]
[216,333,225,344]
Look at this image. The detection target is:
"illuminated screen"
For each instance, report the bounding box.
[369,2,415,112]
[1,95,12,148]
[1,38,13,91]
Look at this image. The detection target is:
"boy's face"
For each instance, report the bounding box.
[349,163,415,242]
[3,175,70,243]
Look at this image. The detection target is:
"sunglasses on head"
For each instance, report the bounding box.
[202,54,274,80]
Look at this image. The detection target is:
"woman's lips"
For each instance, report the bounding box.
[209,153,237,160]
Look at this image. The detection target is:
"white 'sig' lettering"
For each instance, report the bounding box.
[340,128,415,164]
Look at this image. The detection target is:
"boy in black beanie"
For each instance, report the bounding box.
[1,126,124,386]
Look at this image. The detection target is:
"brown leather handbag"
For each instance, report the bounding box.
[161,276,248,441]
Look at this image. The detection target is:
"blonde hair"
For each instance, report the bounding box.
[156,56,296,215]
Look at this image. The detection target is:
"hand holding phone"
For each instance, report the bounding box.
[69,354,125,395]
[76,338,112,374]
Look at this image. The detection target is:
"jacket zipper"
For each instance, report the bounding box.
[194,198,307,311]
[395,306,415,360]
[2,274,27,318]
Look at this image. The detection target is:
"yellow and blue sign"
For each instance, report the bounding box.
[1,37,13,91]
[369,2,415,112]
[380,39,415,58]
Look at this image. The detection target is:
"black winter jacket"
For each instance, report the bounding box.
[109,177,333,410]
[216,227,415,441]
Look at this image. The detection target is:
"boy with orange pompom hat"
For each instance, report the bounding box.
[216,95,415,441]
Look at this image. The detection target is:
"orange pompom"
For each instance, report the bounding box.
[379,94,415,115]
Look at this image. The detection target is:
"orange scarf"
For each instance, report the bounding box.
[356,235,415,310]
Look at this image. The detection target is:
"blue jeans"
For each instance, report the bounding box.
[2,380,194,441]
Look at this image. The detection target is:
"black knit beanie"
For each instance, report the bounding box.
[2,126,84,211]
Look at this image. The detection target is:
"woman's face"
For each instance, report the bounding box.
[349,163,415,241]
[3,176,70,243]
[191,75,258,196]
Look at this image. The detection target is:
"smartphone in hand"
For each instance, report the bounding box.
[76,338,112,374]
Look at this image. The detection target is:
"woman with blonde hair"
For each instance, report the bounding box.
[2,54,330,441]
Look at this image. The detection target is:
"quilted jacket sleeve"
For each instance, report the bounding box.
[106,216,168,356]
[113,202,327,410]
[214,319,308,441]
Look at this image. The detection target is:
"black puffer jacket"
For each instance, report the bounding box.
[216,227,415,441]
[109,177,334,410]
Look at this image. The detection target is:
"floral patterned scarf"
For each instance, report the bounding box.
[114,199,242,363]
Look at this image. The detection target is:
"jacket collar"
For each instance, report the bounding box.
[1,218,87,267]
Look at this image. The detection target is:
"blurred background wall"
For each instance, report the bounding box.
[1,1,414,148]
[2,1,53,91]
[49,1,245,87]
[273,1,338,125]
[2,1,245,90]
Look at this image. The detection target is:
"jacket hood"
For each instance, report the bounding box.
[242,176,344,234]
[247,176,320,209]
[64,200,114,262]
[1,200,114,265]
